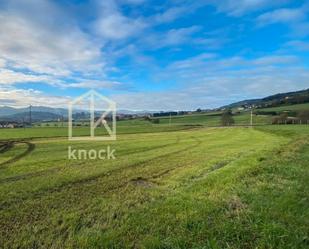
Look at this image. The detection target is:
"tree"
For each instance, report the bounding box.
[196,108,202,113]
[297,110,309,124]
[279,113,288,124]
[272,113,288,124]
[221,109,234,126]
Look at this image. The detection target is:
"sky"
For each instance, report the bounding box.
[0,0,309,110]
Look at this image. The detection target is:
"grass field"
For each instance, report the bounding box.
[0,123,195,140]
[0,123,308,248]
[152,112,272,126]
[258,103,309,112]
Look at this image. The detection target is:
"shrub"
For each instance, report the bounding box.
[221,109,234,126]
[297,110,309,123]
[152,119,160,124]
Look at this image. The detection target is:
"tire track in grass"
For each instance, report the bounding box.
[0,138,238,244]
[51,136,201,190]
[0,136,202,208]
[0,141,35,168]
[129,149,240,186]
[0,141,14,154]
[1,133,231,225]
[0,134,230,235]
[1,136,303,245]
[0,137,181,184]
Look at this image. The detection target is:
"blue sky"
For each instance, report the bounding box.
[0,0,309,110]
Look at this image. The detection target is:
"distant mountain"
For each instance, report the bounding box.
[0,106,157,118]
[0,106,68,117]
[0,112,63,122]
[0,106,21,116]
[222,89,309,109]
[29,106,68,116]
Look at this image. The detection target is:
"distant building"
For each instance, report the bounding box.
[0,122,24,128]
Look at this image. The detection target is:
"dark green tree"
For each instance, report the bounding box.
[221,109,234,126]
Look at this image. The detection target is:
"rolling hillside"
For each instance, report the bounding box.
[222,89,309,109]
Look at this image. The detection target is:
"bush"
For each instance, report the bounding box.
[272,113,288,124]
[297,110,309,123]
[221,110,234,126]
[255,111,277,116]
[152,119,160,124]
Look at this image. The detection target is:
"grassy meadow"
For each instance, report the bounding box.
[0,121,309,248]
[258,102,309,112]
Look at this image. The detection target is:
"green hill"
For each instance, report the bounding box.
[222,89,309,109]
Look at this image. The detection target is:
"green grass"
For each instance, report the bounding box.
[153,112,272,126]
[258,102,309,112]
[0,113,265,141]
[0,125,308,248]
[0,122,194,140]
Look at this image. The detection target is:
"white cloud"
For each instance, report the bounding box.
[65,80,124,90]
[53,52,306,110]
[167,53,218,70]
[253,55,299,65]
[0,87,70,108]
[95,14,146,40]
[152,6,188,24]
[207,0,292,16]
[0,58,5,68]
[94,0,146,40]
[0,0,308,110]
[0,67,126,91]
[2,52,309,110]
[140,26,201,49]
[164,26,201,46]
[0,0,107,90]
[0,69,54,85]
[257,8,306,26]
[111,65,309,110]
[0,12,101,77]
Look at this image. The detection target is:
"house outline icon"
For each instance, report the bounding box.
[68,89,116,141]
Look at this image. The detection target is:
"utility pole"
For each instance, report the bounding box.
[90,91,95,137]
[169,113,172,126]
[29,105,32,127]
[250,109,253,126]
